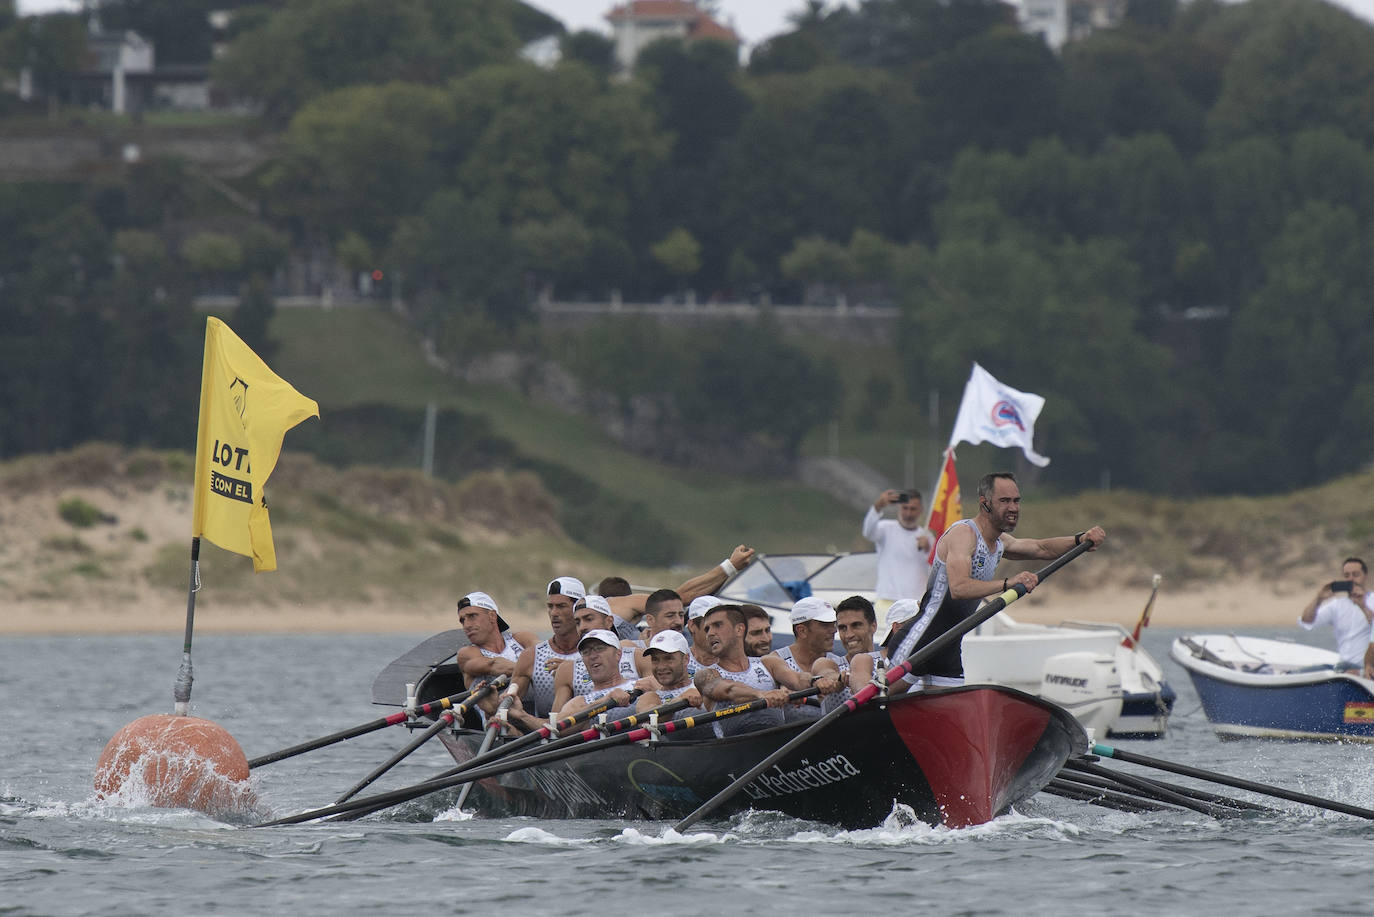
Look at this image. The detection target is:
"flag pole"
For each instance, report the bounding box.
[173,537,201,715]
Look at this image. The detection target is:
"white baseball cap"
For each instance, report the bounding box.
[646,629,690,656]
[576,594,613,618]
[790,596,837,626]
[457,591,510,631]
[548,576,587,601]
[687,595,724,621]
[885,599,924,628]
[577,629,620,651]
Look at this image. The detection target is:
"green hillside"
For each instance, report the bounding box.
[261,306,867,565]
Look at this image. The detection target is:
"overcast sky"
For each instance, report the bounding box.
[16,0,1374,49]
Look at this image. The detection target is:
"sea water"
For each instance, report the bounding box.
[3,628,1373,917]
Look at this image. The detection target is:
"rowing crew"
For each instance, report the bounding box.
[449,566,886,738]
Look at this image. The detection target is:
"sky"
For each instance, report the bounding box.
[16,0,1374,48]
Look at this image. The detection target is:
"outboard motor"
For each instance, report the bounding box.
[1039,651,1122,734]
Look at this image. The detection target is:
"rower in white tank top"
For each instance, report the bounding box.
[527,640,579,717]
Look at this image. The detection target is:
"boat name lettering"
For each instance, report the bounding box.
[731,755,860,800]
[1044,674,1089,688]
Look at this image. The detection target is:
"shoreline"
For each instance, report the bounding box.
[4,582,1310,636]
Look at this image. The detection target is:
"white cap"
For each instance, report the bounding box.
[885,599,923,628]
[460,591,498,613]
[790,596,836,626]
[577,629,620,651]
[577,594,613,618]
[548,576,587,601]
[646,630,690,656]
[687,595,724,621]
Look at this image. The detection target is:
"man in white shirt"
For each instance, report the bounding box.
[1299,557,1374,672]
[862,488,933,620]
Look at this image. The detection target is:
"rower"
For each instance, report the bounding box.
[453,591,538,718]
[553,629,638,717]
[765,596,845,721]
[694,604,836,736]
[507,578,584,719]
[742,603,773,657]
[559,593,644,690]
[815,595,881,710]
[634,630,705,726]
[886,471,1106,692]
[454,591,537,683]
[686,595,724,668]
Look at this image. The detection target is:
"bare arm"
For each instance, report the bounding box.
[678,545,756,602]
[762,654,811,692]
[509,645,536,699]
[695,667,761,705]
[941,525,1014,600]
[456,646,515,679]
[1002,525,1106,562]
[551,659,574,713]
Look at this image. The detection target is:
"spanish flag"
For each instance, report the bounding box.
[191,317,318,572]
[926,448,961,563]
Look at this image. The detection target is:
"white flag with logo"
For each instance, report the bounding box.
[948,363,1050,467]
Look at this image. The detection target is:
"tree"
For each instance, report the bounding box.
[651,228,701,288]
[0,12,87,115]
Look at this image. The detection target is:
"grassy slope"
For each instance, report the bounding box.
[266,307,866,565]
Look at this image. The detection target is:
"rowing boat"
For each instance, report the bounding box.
[372,632,1087,828]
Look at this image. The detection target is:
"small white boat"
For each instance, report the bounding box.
[719,553,1174,739]
[1171,634,1374,741]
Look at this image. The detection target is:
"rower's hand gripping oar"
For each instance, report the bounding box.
[332,677,505,805]
[452,682,521,811]
[247,686,482,769]
[671,539,1097,833]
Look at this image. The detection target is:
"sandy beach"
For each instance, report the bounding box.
[4,579,1311,636]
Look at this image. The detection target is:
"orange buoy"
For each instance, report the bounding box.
[95,714,255,815]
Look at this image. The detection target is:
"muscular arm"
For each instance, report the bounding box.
[940,525,1009,600]
[695,668,759,705]
[1002,525,1106,562]
[551,659,574,713]
[509,645,536,699]
[677,545,757,602]
[456,646,515,679]
[761,654,811,692]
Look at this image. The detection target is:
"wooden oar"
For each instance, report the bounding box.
[1061,758,1275,814]
[1121,573,1161,649]
[247,686,480,769]
[1091,742,1374,820]
[332,678,504,804]
[257,689,815,827]
[671,539,1096,833]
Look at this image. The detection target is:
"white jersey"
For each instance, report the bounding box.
[862,506,933,601]
[478,633,525,663]
[1300,595,1374,667]
[707,658,777,693]
[773,645,845,674]
[572,645,639,698]
[528,640,579,717]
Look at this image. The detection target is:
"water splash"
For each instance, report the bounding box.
[503,826,596,846]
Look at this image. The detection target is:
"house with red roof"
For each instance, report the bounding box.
[605,1,741,69]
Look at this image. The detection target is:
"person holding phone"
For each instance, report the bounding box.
[1298,557,1373,673]
[863,488,934,621]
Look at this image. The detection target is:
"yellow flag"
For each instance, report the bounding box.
[192,317,318,572]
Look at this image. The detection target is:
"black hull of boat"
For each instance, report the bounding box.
[435,685,1085,829]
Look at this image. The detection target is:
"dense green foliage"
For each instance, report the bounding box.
[4,0,1374,500]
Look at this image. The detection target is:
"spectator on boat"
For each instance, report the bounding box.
[863,488,934,620]
[887,472,1105,692]
[634,630,704,718]
[742,604,774,657]
[686,595,724,668]
[507,580,584,719]
[554,629,640,717]
[1299,557,1374,672]
[694,604,839,736]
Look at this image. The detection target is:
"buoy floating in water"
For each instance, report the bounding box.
[95,714,255,815]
